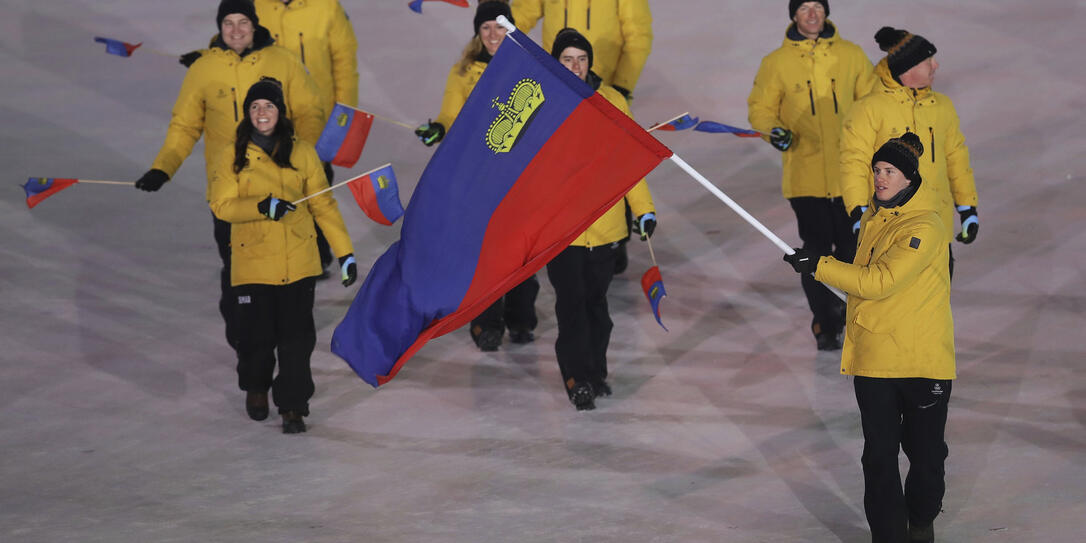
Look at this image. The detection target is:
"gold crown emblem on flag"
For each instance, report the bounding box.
[486,79,545,154]
[337,113,349,127]
[377,175,389,190]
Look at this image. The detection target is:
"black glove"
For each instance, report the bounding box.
[850,206,866,234]
[634,212,657,240]
[339,254,357,287]
[769,127,793,152]
[414,120,445,146]
[256,195,296,221]
[179,50,202,68]
[135,169,169,192]
[955,205,978,244]
[783,248,818,274]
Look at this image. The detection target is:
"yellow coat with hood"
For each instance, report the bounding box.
[209,140,353,287]
[747,21,875,199]
[434,59,487,130]
[513,0,653,92]
[151,28,324,198]
[570,84,654,247]
[253,0,359,111]
[839,58,978,235]
[814,188,955,380]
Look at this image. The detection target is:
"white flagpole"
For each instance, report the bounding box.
[291,162,391,205]
[668,154,847,301]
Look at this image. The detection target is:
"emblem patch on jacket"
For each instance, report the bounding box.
[910,237,921,249]
[486,78,545,153]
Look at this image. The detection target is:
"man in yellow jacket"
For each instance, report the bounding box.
[840,26,979,277]
[748,0,875,351]
[134,0,324,355]
[547,28,656,411]
[785,132,954,543]
[513,0,652,101]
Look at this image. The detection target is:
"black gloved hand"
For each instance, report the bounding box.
[256,195,296,221]
[955,205,978,244]
[414,120,445,146]
[783,248,818,274]
[339,254,357,287]
[769,127,793,152]
[850,206,867,235]
[634,212,657,240]
[135,169,169,192]
[179,50,202,68]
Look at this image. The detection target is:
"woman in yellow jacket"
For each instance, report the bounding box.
[513,0,653,99]
[209,79,355,434]
[840,27,979,278]
[548,29,656,411]
[416,1,541,352]
[785,132,954,543]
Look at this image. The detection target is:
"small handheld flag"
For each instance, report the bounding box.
[315,103,375,168]
[94,37,142,58]
[652,114,699,131]
[640,237,668,331]
[346,165,404,226]
[23,178,78,209]
[408,0,470,13]
[693,121,762,137]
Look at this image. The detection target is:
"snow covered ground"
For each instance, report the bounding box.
[1,1,1084,541]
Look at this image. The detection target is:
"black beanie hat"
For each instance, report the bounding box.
[217,0,259,30]
[551,27,594,68]
[242,77,286,115]
[872,132,924,184]
[474,1,513,35]
[789,0,829,20]
[875,26,937,81]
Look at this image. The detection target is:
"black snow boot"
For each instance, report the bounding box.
[282,411,307,434]
[568,382,596,411]
[245,391,269,421]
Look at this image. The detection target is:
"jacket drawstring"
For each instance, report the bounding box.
[831,78,839,114]
[807,80,816,115]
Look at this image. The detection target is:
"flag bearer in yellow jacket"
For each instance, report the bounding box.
[840,27,979,278]
[416,1,541,352]
[748,0,876,351]
[784,132,955,543]
[209,79,356,434]
[134,0,324,358]
[548,29,656,411]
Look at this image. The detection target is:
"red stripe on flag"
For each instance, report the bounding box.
[331,112,373,167]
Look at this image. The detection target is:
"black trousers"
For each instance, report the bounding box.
[854,376,952,543]
[789,197,856,336]
[471,276,540,333]
[213,215,240,352]
[545,244,616,390]
[233,277,318,415]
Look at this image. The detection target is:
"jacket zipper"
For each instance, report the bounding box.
[929,126,935,163]
[231,87,238,122]
[298,32,306,65]
[831,78,839,114]
[563,0,567,27]
[587,0,591,30]
[807,80,815,115]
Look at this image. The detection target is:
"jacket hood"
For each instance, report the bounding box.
[210,24,274,57]
[784,20,837,43]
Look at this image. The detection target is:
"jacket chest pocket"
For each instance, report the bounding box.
[232,222,269,257]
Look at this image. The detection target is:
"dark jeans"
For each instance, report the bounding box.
[854,376,952,543]
[213,215,239,352]
[545,244,617,390]
[234,277,317,415]
[789,196,855,336]
[471,276,540,334]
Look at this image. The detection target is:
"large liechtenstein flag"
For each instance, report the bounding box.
[331,30,672,387]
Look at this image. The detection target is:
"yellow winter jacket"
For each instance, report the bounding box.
[513,0,653,92]
[839,59,978,235]
[208,140,353,287]
[152,32,325,198]
[815,192,955,380]
[747,22,875,199]
[570,84,654,247]
[254,0,358,111]
[434,60,487,130]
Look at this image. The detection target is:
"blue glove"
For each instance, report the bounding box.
[414,120,445,146]
[955,205,978,244]
[851,206,867,234]
[634,212,657,240]
[257,195,295,221]
[339,254,357,287]
[769,127,793,152]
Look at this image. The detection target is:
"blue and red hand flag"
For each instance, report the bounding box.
[694,121,762,137]
[408,0,469,13]
[22,177,78,209]
[315,103,375,168]
[346,164,404,226]
[640,266,668,331]
[331,30,672,387]
[94,37,142,58]
[653,114,699,131]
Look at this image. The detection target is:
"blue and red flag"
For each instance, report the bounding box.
[23,177,78,209]
[346,164,404,226]
[331,30,672,387]
[653,114,699,131]
[640,266,668,331]
[408,0,470,13]
[94,37,142,58]
[694,121,762,137]
[315,103,375,168]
